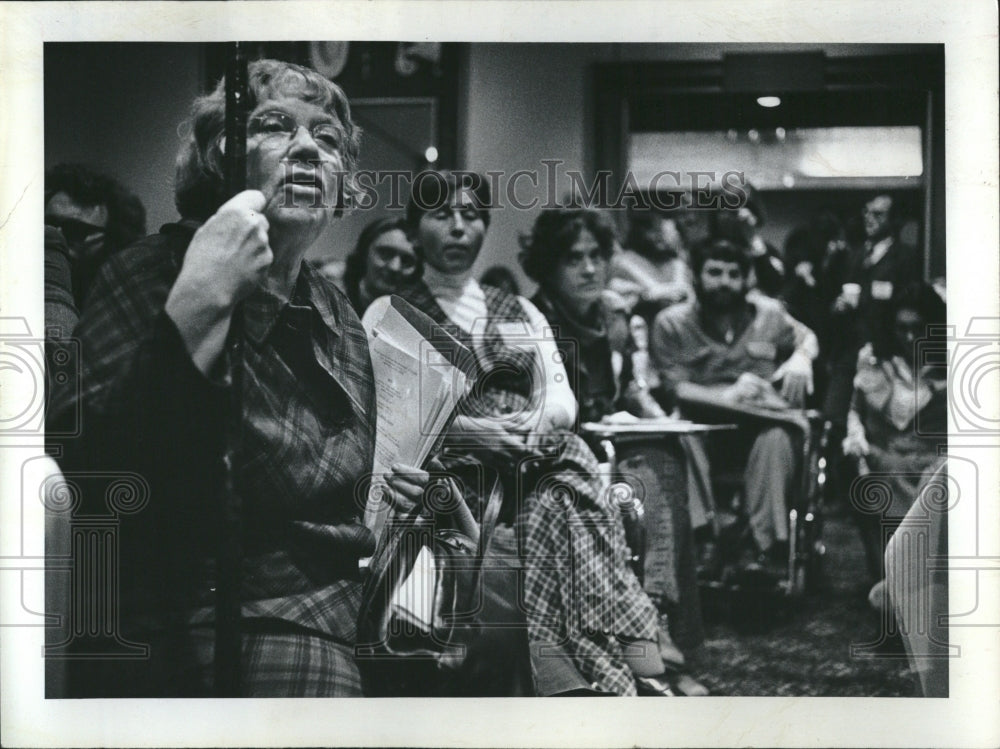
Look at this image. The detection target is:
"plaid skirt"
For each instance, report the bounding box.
[445,423,659,695]
[188,620,363,697]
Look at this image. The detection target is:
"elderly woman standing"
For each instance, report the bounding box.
[50,60,438,697]
[368,172,679,696]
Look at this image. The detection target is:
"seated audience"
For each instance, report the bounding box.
[368,170,684,696]
[523,208,662,423]
[649,239,816,577]
[520,206,709,695]
[709,183,785,300]
[608,209,694,321]
[48,59,457,697]
[340,215,420,313]
[44,163,147,309]
[842,282,947,580]
[479,264,521,297]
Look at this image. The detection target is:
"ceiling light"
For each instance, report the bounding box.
[424,146,439,163]
[757,96,781,108]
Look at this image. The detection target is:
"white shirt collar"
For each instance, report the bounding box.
[422,263,478,295]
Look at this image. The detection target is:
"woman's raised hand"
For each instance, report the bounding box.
[176,190,273,310]
[165,190,273,374]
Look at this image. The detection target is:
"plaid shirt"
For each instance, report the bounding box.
[51,221,376,656]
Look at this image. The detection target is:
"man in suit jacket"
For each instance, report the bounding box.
[823,194,922,426]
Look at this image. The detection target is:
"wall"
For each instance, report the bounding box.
[44,43,203,234]
[462,43,613,294]
[461,43,943,293]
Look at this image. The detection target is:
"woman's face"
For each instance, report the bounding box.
[550,228,608,314]
[245,95,347,233]
[893,307,924,356]
[416,194,486,275]
[363,228,417,296]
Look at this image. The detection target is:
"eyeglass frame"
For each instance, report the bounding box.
[246,109,347,155]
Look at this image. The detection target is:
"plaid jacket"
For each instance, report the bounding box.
[51,221,376,652]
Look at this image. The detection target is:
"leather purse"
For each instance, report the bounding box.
[355,472,503,697]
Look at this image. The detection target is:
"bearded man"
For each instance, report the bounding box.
[649,239,815,576]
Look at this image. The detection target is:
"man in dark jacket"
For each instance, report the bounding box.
[823,194,922,426]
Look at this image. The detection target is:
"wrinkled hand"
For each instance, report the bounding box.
[165,191,273,373]
[384,459,478,540]
[770,352,813,407]
[173,190,272,311]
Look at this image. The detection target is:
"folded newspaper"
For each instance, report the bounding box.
[361,296,474,629]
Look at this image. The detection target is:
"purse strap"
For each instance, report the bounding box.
[477,467,504,557]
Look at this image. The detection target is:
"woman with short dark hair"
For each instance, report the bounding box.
[522,207,710,695]
[521,207,651,423]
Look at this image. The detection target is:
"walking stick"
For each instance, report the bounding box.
[215,41,249,697]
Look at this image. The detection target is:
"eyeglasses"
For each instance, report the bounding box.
[45,217,106,245]
[248,110,344,154]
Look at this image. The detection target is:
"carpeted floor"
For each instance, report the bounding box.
[687,509,921,696]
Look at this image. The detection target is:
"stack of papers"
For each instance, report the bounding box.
[361,296,473,544]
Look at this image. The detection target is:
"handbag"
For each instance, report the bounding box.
[355,471,503,696]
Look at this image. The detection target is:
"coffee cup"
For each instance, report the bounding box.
[841,283,862,308]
